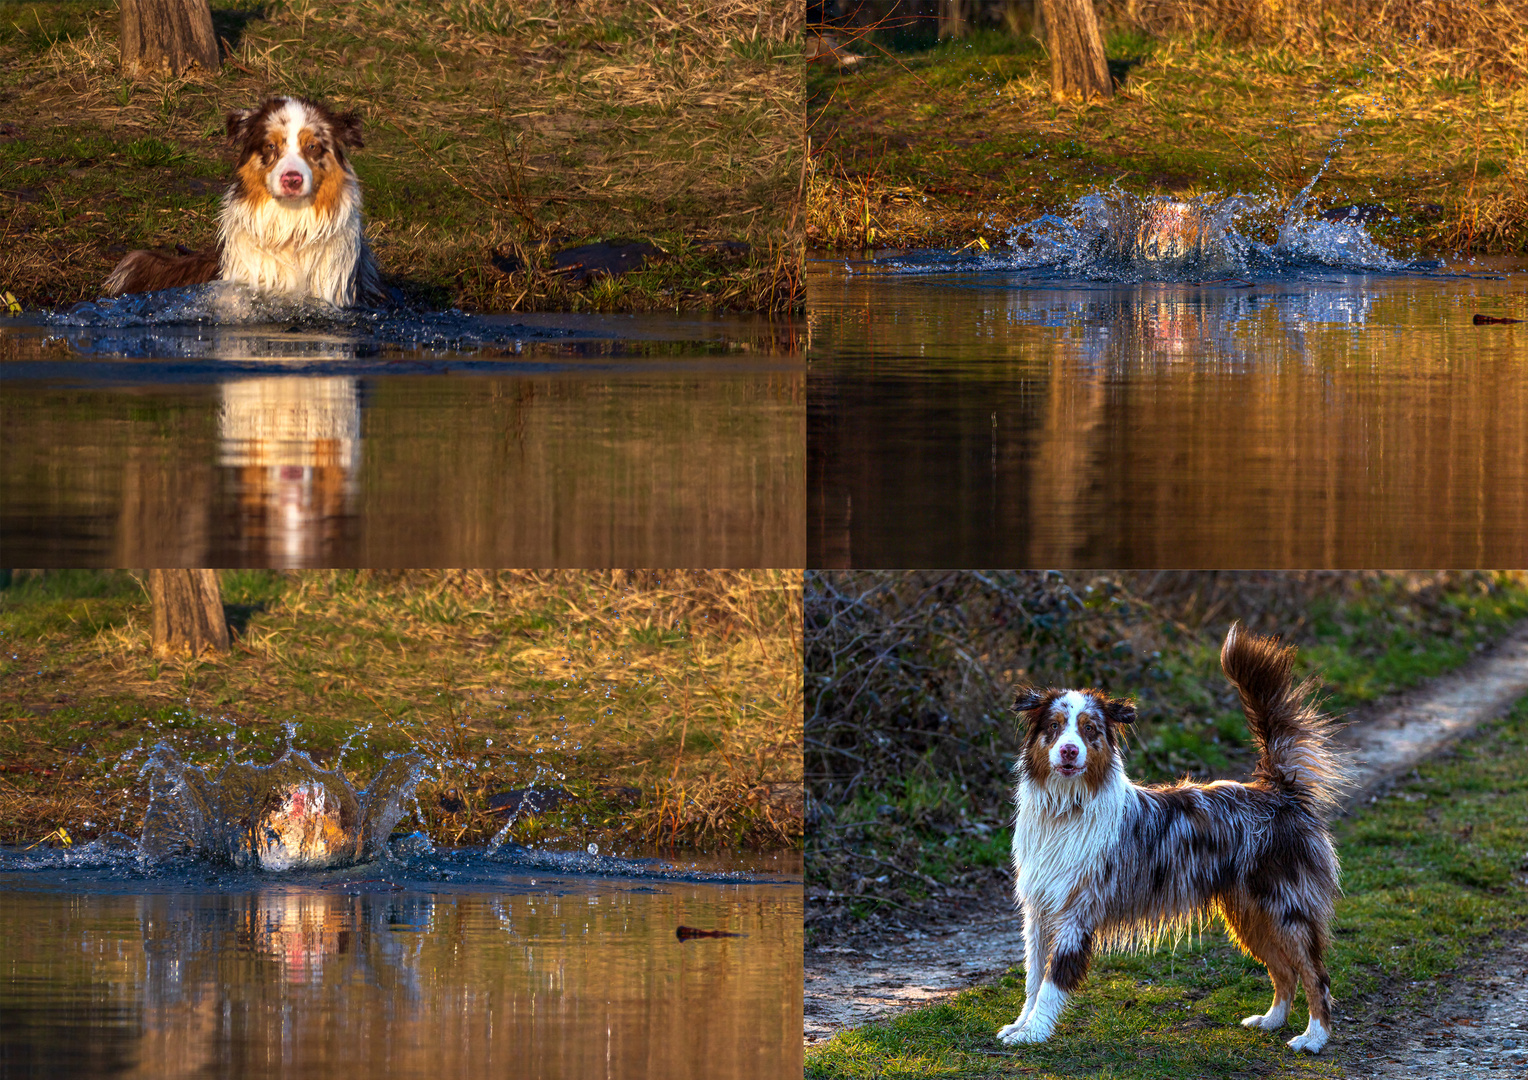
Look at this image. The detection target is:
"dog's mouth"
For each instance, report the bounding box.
[1054,763,1084,777]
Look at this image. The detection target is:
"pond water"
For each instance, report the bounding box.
[0,296,803,567]
[807,256,1528,567]
[0,848,802,1080]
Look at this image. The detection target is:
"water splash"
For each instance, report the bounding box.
[138,745,426,870]
[41,281,574,355]
[53,282,339,328]
[986,188,1412,281]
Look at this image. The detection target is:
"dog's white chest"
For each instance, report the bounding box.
[218,185,363,307]
[1012,779,1129,912]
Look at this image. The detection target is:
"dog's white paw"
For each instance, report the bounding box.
[1286,1021,1329,1054]
[996,1020,1051,1045]
[996,1025,1036,1046]
[1241,1012,1284,1031]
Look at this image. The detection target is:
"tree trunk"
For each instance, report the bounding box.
[1038,0,1112,102]
[120,0,219,77]
[149,570,229,659]
[939,0,972,39]
[1002,0,1039,38]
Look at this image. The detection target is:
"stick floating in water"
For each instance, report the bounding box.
[676,926,744,940]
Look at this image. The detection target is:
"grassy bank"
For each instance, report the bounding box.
[807,16,1528,257]
[0,0,803,313]
[806,696,1528,1078]
[0,569,803,851]
[805,572,1528,929]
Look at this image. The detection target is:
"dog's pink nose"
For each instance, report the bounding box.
[280,170,305,195]
[1058,744,1079,764]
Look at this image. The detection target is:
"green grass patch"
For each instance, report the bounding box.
[808,697,1528,1078]
[1301,588,1528,711]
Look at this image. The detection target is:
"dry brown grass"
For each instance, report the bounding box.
[1105,0,1528,80]
[0,570,803,850]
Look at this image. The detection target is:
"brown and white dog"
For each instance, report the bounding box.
[105,96,385,307]
[1001,623,1345,1054]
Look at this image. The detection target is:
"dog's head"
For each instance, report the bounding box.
[1013,687,1133,790]
[226,96,364,204]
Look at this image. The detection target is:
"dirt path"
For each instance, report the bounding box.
[804,622,1528,1046]
[1336,936,1528,1079]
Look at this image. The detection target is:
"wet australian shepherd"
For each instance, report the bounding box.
[105,96,384,307]
[1001,624,1345,1054]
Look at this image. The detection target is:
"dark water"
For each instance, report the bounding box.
[0,850,802,1080]
[0,309,803,566]
[807,257,1528,567]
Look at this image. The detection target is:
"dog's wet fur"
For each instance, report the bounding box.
[105,96,384,307]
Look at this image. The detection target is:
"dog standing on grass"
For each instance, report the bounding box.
[105,95,385,307]
[1002,623,1345,1054]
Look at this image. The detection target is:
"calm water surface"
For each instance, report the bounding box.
[0,851,802,1080]
[1,311,803,566]
[808,257,1528,567]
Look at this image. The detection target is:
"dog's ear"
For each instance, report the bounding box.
[1014,688,1049,714]
[331,110,365,150]
[1103,697,1136,726]
[226,107,261,146]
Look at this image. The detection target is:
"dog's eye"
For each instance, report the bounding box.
[306,142,323,157]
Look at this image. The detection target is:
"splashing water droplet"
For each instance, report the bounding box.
[883,184,1418,282]
[587,843,599,856]
[137,744,425,871]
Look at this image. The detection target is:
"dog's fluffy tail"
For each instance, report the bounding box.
[1220,622,1347,815]
[104,248,221,296]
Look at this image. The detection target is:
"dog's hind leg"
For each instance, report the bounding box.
[104,248,221,296]
[997,902,1051,1041]
[1221,898,1298,1032]
[1286,929,1333,1054]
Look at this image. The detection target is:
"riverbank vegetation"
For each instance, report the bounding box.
[1,0,803,313]
[808,1,1528,257]
[0,569,803,852]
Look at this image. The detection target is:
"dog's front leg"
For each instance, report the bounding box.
[997,918,1093,1046]
[997,902,1050,1040]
